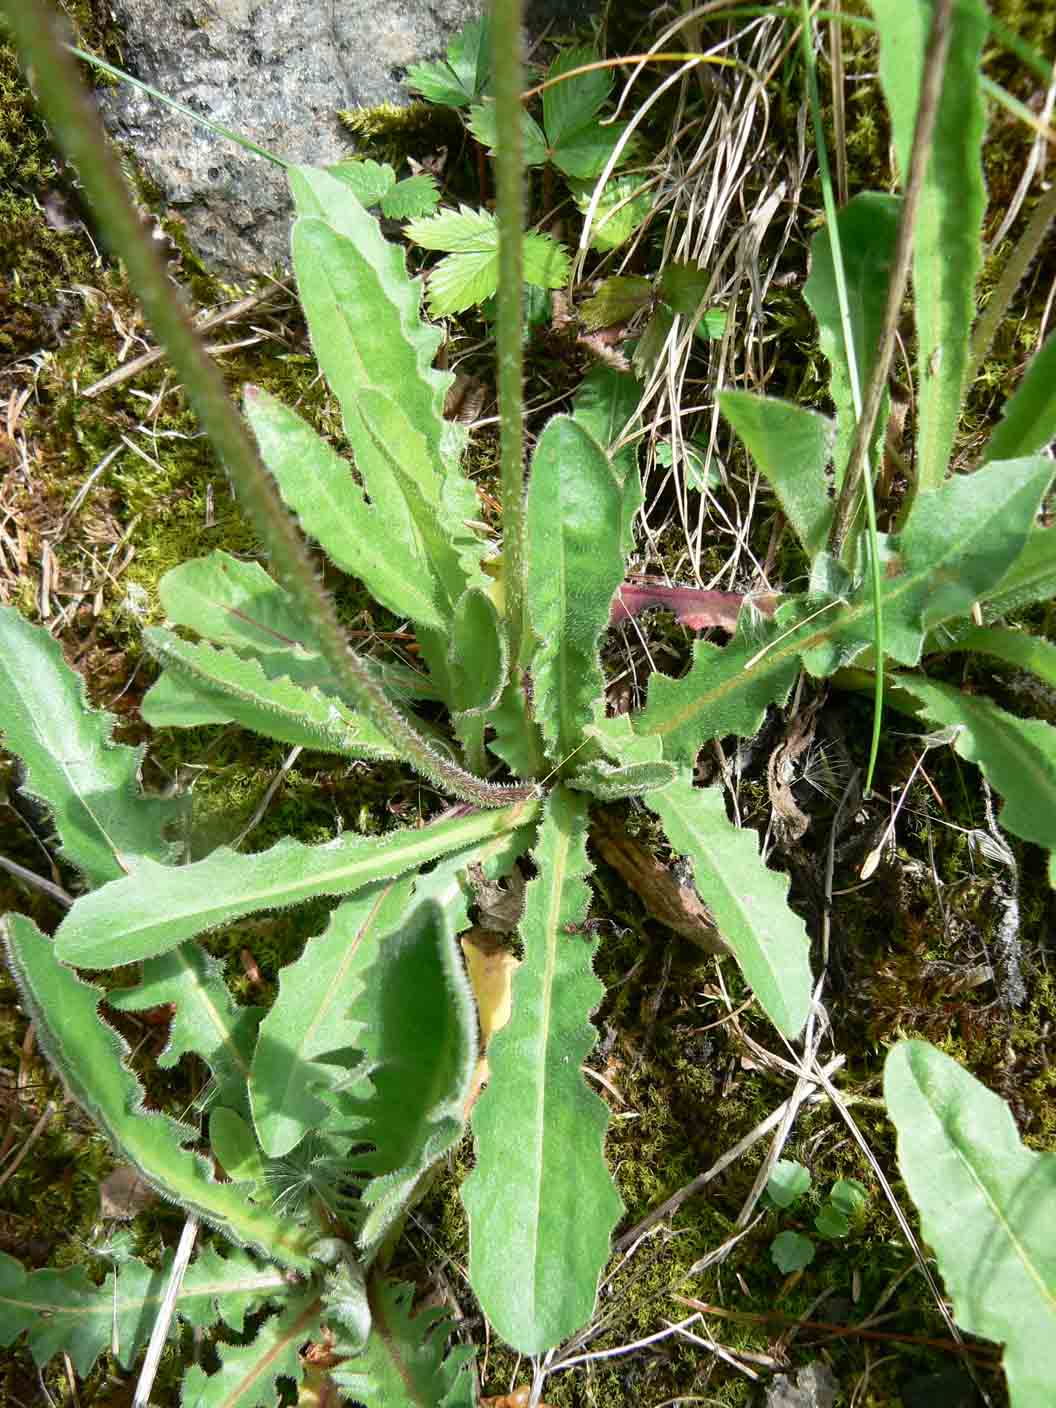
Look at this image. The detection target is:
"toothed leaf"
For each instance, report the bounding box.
[463,788,622,1354]
[647,773,812,1037]
[181,1286,323,1407]
[0,606,179,886]
[54,799,537,967]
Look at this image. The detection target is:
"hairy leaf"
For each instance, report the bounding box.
[463,787,622,1354]
[108,941,261,1120]
[527,415,626,762]
[54,798,538,967]
[719,391,835,557]
[244,385,445,630]
[0,1243,285,1376]
[159,550,323,656]
[0,606,178,886]
[635,457,1052,764]
[331,1275,476,1406]
[448,587,507,716]
[467,101,548,166]
[335,864,478,1251]
[142,628,401,760]
[288,167,481,613]
[984,331,1056,464]
[893,677,1056,861]
[571,365,643,558]
[885,1040,1056,1406]
[932,624,1056,689]
[872,0,987,492]
[983,526,1056,621]
[647,774,812,1036]
[2,915,316,1271]
[249,880,413,1158]
[181,1287,323,1407]
[802,192,899,483]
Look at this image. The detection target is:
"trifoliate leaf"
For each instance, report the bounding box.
[325,159,396,209]
[571,173,654,251]
[379,173,439,219]
[406,207,569,315]
[467,101,548,166]
[405,17,491,108]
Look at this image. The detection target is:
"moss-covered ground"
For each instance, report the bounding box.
[0,1,1053,1404]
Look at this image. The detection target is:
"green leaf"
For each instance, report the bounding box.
[332,1275,476,1406]
[210,1108,269,1188]
[463,788,623,1354]
[829,1178,868,1216]
[108,941,261,1119]
[406,206,570,315]
[983,526,1056,620]
[933,624,1056,690]
[885,1039,1056,1407]
[334,861,479,1251]
[526,415,626,762]
[892,677,1056,862]
[984,331,1056,464]
[53,797,538,967]
[767,1159,812,1208]
[543,47,611,147]
[288,167,480,613]
[658,260,712,317]
[249,880,413,1158]
[695,308,727,341]
[405,17,490,108]
[571,172,654,251]
[551,120,631,181]
[466,101,548,166]
[719,392,835,557]
[656,438,708,494]
[243,385,445,630]
[380,173,440,220]
[325,158,396,208]
[0,1243,284,1376]
[449,587,507,716]
[181,1286,323,1407]
[579,275,653,330]
[770,1230,815,1273]
[631,303,673,382]
[2,915,316,1271]
[872,0,987,492]
[814,1205,850,1239]
[802,192,900,484]
[158,550,324,656]
[0,605,179,886]
[142,628,402,760]
[571,366,643,559]
[647,774,812,1038]
[569,757,677,800]
[487,677,547,780]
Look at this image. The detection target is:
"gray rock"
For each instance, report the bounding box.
[97,0,597,277]
[98,0,485,276]
[764,1362,840,1408]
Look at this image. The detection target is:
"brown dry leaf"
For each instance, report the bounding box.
[482,1390,555,1408]
[99,1164,156,1220]
[767,694,823,844]
[468,862,525,933]
[461,929,519,1117]
[591,809,728,955]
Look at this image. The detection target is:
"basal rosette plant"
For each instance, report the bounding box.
[0,0,1053,1403]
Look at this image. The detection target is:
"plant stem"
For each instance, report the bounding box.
[491,0,528,668]
[5,0,533,809]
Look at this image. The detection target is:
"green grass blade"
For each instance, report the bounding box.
[648,774,812,1037]
[462,787,622,1353]
[885,1040,1056,1406]
[54,798,538,967]
[871,0,987,492]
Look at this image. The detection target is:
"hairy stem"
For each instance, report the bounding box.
[5,0,532,808]
[491,0,528,668]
